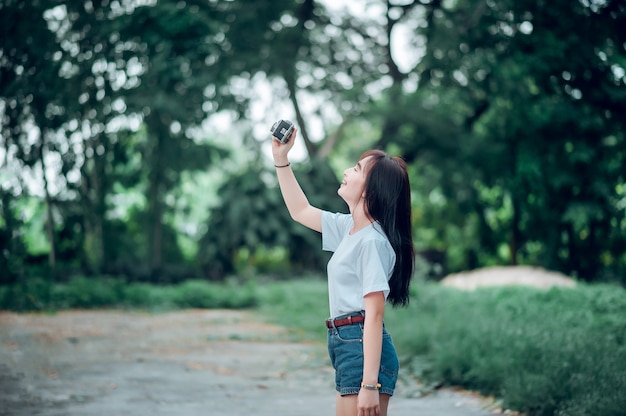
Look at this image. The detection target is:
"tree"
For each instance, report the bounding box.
[0,0,72,277]
[2,0,624,284]
[379,0,626,280]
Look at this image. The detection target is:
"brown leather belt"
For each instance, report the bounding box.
[325,314,365,329]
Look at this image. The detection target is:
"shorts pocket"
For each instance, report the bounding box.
[335,324,364,343]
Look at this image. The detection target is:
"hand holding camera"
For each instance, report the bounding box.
[270,119,295,144]
[270,119,296,167]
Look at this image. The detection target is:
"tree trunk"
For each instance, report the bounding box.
[376,2,408,150]
[509,139,519,265]
[39,129,57,277]
[285,73,316,157]
[510,195,520,265]
[146,112,166,277]
[81,135,106,274]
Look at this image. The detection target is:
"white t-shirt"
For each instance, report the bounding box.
[321,211,396,318]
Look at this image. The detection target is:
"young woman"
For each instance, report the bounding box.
[272,127,414,416]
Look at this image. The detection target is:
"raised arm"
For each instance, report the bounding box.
[272,128,323,233]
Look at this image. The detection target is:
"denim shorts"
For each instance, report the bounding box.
[327,312,399,396]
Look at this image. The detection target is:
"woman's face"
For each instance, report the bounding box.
[338,156,373,208]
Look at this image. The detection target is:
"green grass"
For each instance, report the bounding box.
[256,276,330,343]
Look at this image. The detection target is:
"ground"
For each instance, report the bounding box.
[0,309,503,416]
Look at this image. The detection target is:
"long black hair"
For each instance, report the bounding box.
[361,150,415,307]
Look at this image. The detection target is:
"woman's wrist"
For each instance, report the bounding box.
[274,159,290,168]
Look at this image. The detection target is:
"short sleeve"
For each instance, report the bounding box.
[321,211,352,252]
[356,238,394,299]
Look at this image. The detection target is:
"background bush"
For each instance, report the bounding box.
[390,283,626,416]
[0,276,257,311]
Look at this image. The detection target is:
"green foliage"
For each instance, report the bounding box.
[385,283,626,416]
[2,0,625,286]
[0,277,257,311]
[171,279,257,309]
[198,157,344,279]
[234,245,291,277]
[0,189,27,284]
[197,164,294,278]
[371,0,626,281]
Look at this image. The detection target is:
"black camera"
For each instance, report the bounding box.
[270,119,294,143]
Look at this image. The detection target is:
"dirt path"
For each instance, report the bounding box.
[0,309,499,416]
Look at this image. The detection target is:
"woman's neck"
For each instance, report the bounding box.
[350,204,374,234]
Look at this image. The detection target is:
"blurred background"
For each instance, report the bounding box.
[2,3,626,414]
[1,0,625,286]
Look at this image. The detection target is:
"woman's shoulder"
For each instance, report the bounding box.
[356,226,396,269]
[359,223,393,250]
[322,211,353,228]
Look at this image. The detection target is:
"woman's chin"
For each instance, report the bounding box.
[336,188,343,198]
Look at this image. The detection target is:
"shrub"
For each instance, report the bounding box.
[50,277,125,308]
[172,279,257,309]
[0,276,258,311]
[384,283,626,416]
[0,277,51,311]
